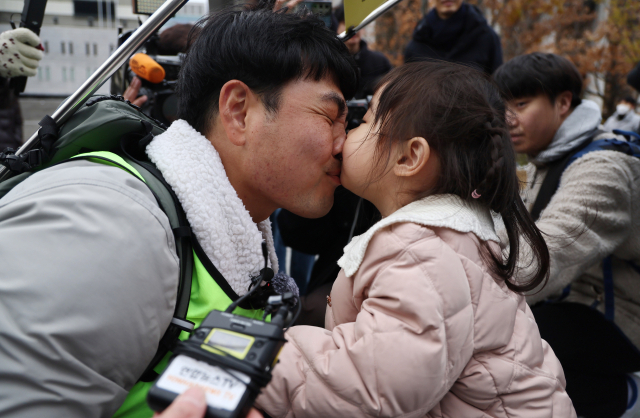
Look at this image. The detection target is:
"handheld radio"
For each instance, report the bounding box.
[147,243,299,418]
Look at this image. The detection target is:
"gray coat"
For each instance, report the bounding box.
[0,160,179,417]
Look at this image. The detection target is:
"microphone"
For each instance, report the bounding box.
[129,53,165,83]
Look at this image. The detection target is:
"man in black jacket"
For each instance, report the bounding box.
[404,0,502,75]
[335,5,392,99]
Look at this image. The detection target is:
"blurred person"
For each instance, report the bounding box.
[335,4,392,98]
[0,5,357,417]
[628,62,640,93]
[603,96,640,133]
[0,28,44,150]
[404,0,502,75]
[256,61,574,418]
[494,52,640,418]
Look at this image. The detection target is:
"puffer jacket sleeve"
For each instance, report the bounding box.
[256,226,475,418]
[524,151,636,304]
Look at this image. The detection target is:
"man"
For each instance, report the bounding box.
[494,52,640,418]
[603,95,640,133]
[0,5,357,417]
[334,5,391,99]
[404,0,502,75]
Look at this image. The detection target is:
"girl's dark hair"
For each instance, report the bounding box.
[372,61,549,293]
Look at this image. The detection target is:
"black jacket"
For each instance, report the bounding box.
[353,40,392,99]
[0,77,22,151]
[404,3,503,75]
[277,187,380,294]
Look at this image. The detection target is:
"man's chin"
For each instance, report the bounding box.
[285,197,334,219]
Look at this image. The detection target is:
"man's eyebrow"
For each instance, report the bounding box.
[321,92,347,117]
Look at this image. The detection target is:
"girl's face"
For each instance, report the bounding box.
[340,91,394,207]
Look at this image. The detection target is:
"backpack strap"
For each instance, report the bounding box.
[66,150,195,383]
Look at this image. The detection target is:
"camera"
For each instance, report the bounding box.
[147,292,298,418]
[346,97,370,131]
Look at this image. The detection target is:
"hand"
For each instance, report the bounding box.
[123,76,148,107]
[153,387,264,418]
[0,28,43,78]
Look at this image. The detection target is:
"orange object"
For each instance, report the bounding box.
[129,53,165,84]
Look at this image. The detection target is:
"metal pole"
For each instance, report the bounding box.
[337,0,405,41]
[0,0,189,181]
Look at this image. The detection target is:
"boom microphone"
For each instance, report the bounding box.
[130,52,166,83]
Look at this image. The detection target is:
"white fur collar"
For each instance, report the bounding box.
[146,119,278,296]
[338,194,500,277]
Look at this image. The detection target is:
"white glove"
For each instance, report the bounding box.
[0,28,44,78]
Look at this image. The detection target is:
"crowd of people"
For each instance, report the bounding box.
[2,0,640,417]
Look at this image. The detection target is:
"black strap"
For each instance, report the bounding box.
[530,135,600,221]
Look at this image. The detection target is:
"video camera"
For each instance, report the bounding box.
[148,242,300,418]
[111,30,183,126]
[346,97,370,131]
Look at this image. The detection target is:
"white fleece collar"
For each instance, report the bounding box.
[146,119,278,296]
[338,194,500,277]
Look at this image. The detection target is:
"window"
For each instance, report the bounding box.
[69,42,73,55]
[44,41,49,53]
[61,42,65,54]
[109,44,114,53]
[37,67,42,81]
[62,67,67,82]
[70,67,75,81]
[85,42,90,56]
[45,66,50,81]
[86,67,91,79]
[93,43,98,56]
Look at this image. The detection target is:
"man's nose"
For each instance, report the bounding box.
[333,129,346,158]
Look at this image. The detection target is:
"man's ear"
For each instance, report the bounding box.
[394,137,430,177]
[556,91,574,118]
[219,80,253,146]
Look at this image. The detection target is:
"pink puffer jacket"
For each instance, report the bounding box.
[256,220,575,417]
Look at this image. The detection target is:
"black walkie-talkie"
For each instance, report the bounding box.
[147,243,299,418]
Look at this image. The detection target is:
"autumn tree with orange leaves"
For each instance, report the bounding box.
[372,0,640,117]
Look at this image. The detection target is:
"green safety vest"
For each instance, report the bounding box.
[73,152,265,418]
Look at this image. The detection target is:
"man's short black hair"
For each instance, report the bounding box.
[177,4,359,135]
[493,52,583,108]
[623,96,636,105]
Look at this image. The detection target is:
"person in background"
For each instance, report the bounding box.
[404,0,502,75]
[603,96,640,133]
[334,4,392,99]
[0,28,44,150]
[494,52,640,418]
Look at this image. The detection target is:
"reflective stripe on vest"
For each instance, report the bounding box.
[70,152,265,418]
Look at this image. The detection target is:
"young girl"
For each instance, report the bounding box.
[256,61,576,417]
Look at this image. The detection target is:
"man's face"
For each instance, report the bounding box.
[506,94,563,157]
[433,0,463,19]
[244,77,347,218]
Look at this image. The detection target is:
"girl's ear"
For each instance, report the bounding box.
[394,137,430,177]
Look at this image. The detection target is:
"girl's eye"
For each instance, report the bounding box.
[516,101,527,108]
